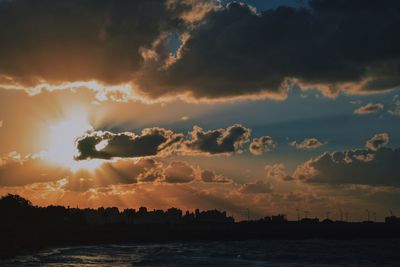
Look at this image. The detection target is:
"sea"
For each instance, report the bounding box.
[2,239,400,266]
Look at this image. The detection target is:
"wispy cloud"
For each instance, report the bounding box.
[353,103,384,115]
[290,138,326,150]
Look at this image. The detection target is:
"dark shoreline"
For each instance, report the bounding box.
[2,195,400,260]
[2,221,400,260]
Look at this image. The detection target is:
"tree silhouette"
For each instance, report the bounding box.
[0,194,32,210]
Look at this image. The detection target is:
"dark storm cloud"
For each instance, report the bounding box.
[249,136,276,155]
[75,128,183,160]
[2,0,400,101]
[0,0,189,86]
[290,138,325,150]
[75,124,251,160]
[296,147,400,187]
[182,124,251,155]
[353,103,384,115]
[136,0,400,100]
[365,133,389,151]
[62,126,255,188]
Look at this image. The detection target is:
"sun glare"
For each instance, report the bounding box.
[43,116,103,171]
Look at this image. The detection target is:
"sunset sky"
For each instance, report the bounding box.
[1,0,400,221]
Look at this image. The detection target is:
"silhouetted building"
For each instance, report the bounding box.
[300,218,320,224]
[271,214,287,223]
[194,209,234,223]
[71,203,234,225]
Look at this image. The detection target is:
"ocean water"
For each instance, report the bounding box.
[2,239,400,266]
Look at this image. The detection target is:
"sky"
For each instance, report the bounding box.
[1,0,400,221]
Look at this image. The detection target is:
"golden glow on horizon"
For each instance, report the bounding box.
[42,113,103,172]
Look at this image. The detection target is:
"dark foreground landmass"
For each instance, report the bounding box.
[1,194,400,259]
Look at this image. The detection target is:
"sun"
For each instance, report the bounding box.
[42,116,103,171]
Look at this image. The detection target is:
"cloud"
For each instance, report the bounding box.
[62,158,180,190]
[163,161,195,183]
[8,153,397,220]
[105,159,231,185]
[388,95,400,116]
[239,180,273,194]
[294,147,400,188]
[135,1,400,100]
[353,103,384,115]
[0,154,70,186]
[75,124,252,159]
[182,124,251,155]
[0,0,195,87]
[1,1,399,102]
[200,169,230,183]
[249,136,276,155]
[167,0,218,23]
[0,150,233,189]
[75,128,184,160]
[181,116,190,121]
[0,154,166,189]
[290,138,325,150]
[264,163,293,181]
[365,133,389,151]
[102,158,163,185]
